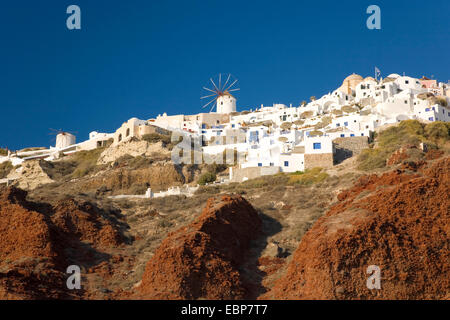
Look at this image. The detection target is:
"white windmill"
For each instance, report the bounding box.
[201,73,239,114]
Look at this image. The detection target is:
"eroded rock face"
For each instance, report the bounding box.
[84,163,188,193]
[265,157,450,300]
[135,194,262,300]
[0,187,125,300]
[7,160,54,190]
[97,140,171,165]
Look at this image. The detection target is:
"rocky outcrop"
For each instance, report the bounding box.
[265,157,450,300]
[0,187,125,299]
[135,194,262,300]
[7,160,54,190]
[97,140,171,164]
[82,162,190,193]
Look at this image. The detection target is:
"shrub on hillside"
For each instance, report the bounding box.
[197,172,216,185]
[0,148,7,156]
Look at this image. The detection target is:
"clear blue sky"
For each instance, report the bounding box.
[1,0,449,149]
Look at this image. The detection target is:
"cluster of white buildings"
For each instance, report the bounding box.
[2,72,449,183]
[148,73,450,180]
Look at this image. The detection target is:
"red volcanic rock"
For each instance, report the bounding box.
[136,194,262,300]
[266,157,450,300]
[51,199,123,248]
[0,187,124,300]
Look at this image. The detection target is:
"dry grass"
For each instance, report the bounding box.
[0,161,13,179]
[287,167,329,185]
[357,120,450,170]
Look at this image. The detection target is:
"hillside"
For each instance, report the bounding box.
[0,121,449,300]
[264,156,449,299]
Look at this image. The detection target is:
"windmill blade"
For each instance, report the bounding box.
[224,79,238,92]
[202,97,217,109]
[210,78,219,92]
[203,86,217,94]
[209,103,216,113]
[222,74,231,91]
[219,73,222,91]
[201,93,217,99]
[228,88,240,92]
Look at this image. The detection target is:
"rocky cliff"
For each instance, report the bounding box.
[134,194,262,299]
[265,157,449,299]
[0,187,125,299]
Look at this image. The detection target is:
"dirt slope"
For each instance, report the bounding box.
[133,194,262,299]
[0,187,125,299]
[265,157,450,299]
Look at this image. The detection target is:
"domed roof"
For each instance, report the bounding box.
[387,73,401,79]
[344,74,363,82]
[364,76,377,82]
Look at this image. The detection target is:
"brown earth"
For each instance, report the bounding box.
[132,194,262,299]
[0,186,127,300]
[264,157,450,300]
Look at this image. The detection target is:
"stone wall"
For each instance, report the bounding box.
[304,153,334,170]
[333,136,369,164]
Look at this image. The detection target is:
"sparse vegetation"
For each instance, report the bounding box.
[357,120,450,170]
[70,148,106,178]
[114,155,154,170]
[142,133,171,145]
[288,167,329,185]
[0,161,13,179]
[0,148,7,156]
[44,148,106,180]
